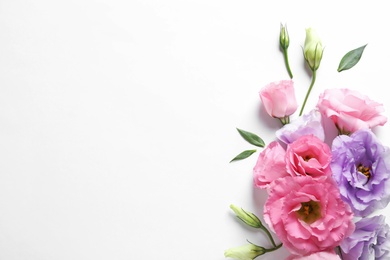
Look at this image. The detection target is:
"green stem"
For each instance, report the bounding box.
[260,225,277,248]
[264,243,283,253]
[299,69,317,116]
[337,246,344,260]
[283,48,293,79]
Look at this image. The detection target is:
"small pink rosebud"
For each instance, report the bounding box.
[259,79,298,120]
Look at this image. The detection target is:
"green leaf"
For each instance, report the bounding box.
[230,150,257,163]
[337,44,367,72]
[236,128,265,147]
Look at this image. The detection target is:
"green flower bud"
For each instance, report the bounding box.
[230,204,262,228]
[224,243,265,260]
[303,28,323,71]
[279,24,289,49]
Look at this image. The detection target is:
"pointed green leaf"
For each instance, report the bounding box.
[230,150,257,163]
[236,128,265,147]
[337,44,367,72]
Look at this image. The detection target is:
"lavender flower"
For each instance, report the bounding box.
[340,215,390,260]
[276,109,325,144]
[331,129,390,217]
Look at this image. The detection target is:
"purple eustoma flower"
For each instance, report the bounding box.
[331,129,390,217]
[276,109,325,144]
[340,215,390,260]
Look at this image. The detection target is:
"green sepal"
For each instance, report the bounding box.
[230,204,263,228]
[224,242,266,260]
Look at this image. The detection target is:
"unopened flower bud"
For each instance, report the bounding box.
[303,28,323,71]
[280,24,290,49]
[224,243,266,260]
[230,204,262,228]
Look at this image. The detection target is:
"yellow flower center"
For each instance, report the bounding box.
[296,200,321,224]
[357,164,371,179]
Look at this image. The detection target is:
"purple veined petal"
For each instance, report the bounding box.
[341,215,390,260]
[331,129,390,217]
[276,109,325,144]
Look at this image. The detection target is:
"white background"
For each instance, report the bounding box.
[1,1,390,259]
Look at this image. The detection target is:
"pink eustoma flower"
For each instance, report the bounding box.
[317,88,387,134]
[259,79,298,118]
[263,176,355,256]
[285,135,332,177]
[253,141,289,189]
[286,250,341,260]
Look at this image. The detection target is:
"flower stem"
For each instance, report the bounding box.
[299,69,317,116]
[260,225,277,248]
[264,243,283,253]
[283,48,293,79]
[337,246,344,260]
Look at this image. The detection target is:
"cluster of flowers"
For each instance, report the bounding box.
[225,26,390,260]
